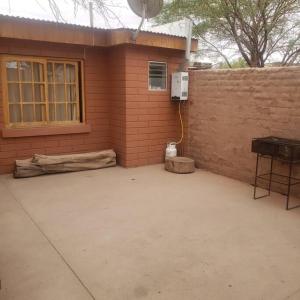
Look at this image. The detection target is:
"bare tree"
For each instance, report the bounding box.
[156,0,300,67]
[46,0,124,27]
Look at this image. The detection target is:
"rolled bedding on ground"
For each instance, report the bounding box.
[14,149,116,178]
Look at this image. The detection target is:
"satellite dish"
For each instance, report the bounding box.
[127,0,164,40]
[128,0,163,19]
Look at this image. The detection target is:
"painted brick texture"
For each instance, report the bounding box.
[188,68,300,193]
[123,45,185,167]
[0,39,186,173]
[0,38,111,173]
[109,46,126,166]
[107,44,186,167]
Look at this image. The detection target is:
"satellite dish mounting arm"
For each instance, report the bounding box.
[128,0,163,41]
[132,2,146,41]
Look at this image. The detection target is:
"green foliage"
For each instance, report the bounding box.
[219,57,248,69]
[156,0,300,67]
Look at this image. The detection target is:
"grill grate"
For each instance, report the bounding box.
[252,136,300,162]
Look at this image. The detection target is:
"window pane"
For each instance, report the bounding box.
[35,104,46,121]
[6,61,19,81]
[150,77,166,90]
[34,84,45,102]
[49,103,55,121]
[55,84,65,101]
[66,85,76,102]
[8,83,20,103]
[4,59,81,125]
[9,104,21,123]
[47,63,53,82]
[149,63,166,75]
[66,64,75,83]
[54,63,64,83]
[150,70,167,77]
[23,104,34,122]
[20,61,32,82]
[21,83,33,102]
[56,103,66,121]
[33,62,44,82]
[48,84,54,102]
[67,104,77,121]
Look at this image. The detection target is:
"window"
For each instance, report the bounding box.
[2,56,83,127]
[148,61,167,91]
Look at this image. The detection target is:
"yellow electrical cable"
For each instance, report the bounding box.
[176,101,184,145]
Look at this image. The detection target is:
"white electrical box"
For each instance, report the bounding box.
[171,72,189,101]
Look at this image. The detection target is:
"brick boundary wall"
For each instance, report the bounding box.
[188,67,300,194]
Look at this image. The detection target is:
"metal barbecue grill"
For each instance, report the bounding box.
[252,136,300,210]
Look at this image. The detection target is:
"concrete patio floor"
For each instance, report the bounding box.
[1,165,300,300]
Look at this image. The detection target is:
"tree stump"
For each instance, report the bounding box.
[165,157,195,174]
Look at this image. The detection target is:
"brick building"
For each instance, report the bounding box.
[0,15,197,173]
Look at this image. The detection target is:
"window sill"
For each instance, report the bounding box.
[148,89,168,92]
[2,124,91,138]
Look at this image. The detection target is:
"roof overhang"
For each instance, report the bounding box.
[0,15,198,52]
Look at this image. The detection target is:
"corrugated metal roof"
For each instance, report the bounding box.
[0,13,108,30]
[0,13,188,39]
[111,24,187,38]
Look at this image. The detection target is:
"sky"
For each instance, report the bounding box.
[0,0,186,34]
[0,0,142,28]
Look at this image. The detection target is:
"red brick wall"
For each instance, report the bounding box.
[108,46,126,166]
[0,39,187,173]
[123,45,186,167]
[188,68,300,190]
[0,38,111,173]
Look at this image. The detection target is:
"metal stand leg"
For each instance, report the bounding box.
[268,156,274,196]
[286,160,293,210]
[254,154,273,200]
[253,154,259,199]
[253,142,300,210]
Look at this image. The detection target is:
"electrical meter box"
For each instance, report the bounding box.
[171,72,189,101]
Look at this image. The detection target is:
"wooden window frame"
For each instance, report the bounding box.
[148,61,168,91]
[1,55,85,128]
